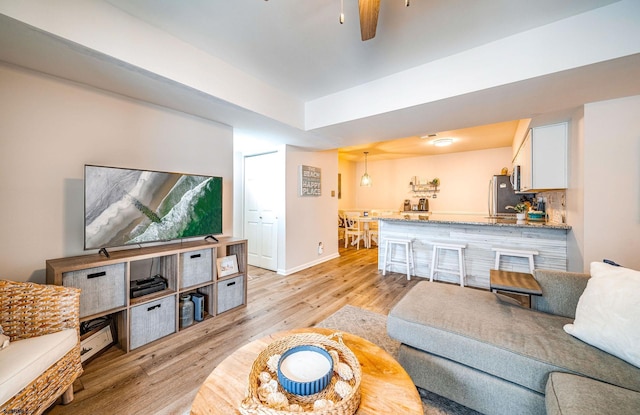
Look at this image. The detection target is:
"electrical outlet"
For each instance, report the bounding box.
[318,242,324,255]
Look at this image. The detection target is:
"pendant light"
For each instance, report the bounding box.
[360,151,372,187]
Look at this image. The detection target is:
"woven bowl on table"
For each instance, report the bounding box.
[239,332,361,415]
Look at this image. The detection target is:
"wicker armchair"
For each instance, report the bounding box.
[0,280,83,415]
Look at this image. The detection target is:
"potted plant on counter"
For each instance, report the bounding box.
[506,203,528,220]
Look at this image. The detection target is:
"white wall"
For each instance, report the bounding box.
[0,63,234,282]
[566,108,585,272]
[344,147,513,214]
[581,95,640,270]
[337,158,356,210]
[284,147,339,274]
[233,135,340,276]
[0,0,303,129]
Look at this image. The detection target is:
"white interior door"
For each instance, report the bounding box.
[244,152,278,270]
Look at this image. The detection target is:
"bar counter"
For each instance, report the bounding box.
[377,214,571,289]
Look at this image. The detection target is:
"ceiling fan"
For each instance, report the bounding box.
[358,0,380,41]
[357,0,409,41]
[266,0,405,42]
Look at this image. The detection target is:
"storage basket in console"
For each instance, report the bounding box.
[129,296,176,349]
[181,248,213,288]
[63,263,126,318]
[217,275,244,313]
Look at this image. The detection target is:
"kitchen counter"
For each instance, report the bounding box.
[381,213,571,230]
[377,214,570,288]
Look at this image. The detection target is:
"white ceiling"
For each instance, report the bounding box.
[338,119,523,161]
[1,0,639,160]
[105,0,618,101]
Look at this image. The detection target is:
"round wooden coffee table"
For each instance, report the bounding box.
[191,327,422,414]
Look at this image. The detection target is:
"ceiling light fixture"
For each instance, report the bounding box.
[433,138,453,147]
[360,151,372,186]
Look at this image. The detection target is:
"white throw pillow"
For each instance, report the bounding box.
[563,262,640,368]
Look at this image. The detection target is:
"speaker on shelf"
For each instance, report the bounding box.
[191,293,205,321]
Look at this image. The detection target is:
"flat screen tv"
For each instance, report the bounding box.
[84,165,223,250]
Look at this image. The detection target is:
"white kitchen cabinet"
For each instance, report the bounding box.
[516,122,568,191]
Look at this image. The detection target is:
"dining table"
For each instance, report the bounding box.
[351,216,378,248]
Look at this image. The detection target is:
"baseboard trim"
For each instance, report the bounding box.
[278,253,340,276]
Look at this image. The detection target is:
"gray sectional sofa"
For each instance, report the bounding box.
[387,270,640,415]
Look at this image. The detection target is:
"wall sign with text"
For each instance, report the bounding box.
[299,165,321,197]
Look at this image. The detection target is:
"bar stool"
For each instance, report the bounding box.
[430,242,467,287]
[382,238,415,280]
[492,247,538,273]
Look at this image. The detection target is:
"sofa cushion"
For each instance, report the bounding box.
[546,372,640,415]
[387,282,640,394]
[0,328,77,406]
[564,262,640,368]
[531,270,589,318]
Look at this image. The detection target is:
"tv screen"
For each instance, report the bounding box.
[84,165,223,250]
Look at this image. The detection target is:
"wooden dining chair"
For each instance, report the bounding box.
[338,212,346,242]
[344,212,365,249]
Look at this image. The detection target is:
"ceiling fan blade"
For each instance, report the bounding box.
[358,0,380,41]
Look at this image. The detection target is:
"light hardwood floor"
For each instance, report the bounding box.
[47,246,420,415]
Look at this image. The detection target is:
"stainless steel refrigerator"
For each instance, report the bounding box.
[488,175,522,216]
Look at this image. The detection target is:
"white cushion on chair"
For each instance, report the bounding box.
[0,324,8,349]
[0,328,77,406]
[0,334,8,350]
